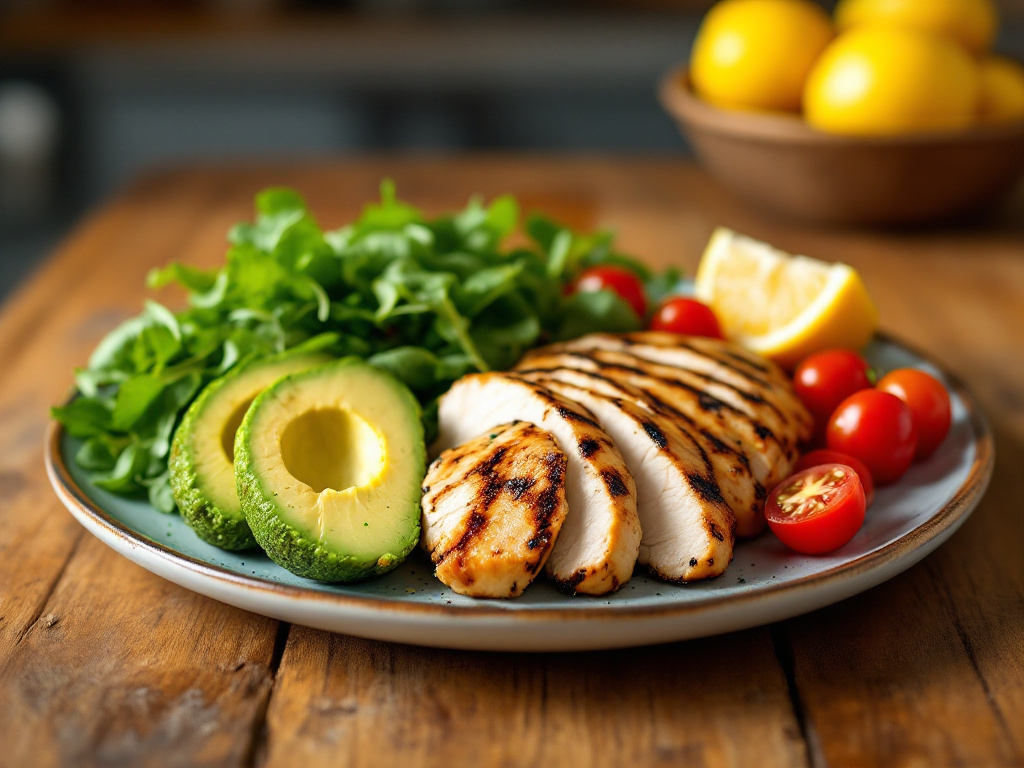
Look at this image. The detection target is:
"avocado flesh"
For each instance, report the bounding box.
[236,359,425,582]
[169,353,331,550]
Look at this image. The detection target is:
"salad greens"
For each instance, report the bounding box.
[53,182,678,513]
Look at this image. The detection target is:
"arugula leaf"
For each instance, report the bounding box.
[54,182,676,513]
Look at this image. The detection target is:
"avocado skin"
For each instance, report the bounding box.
[236,360,424,583]
[170,373,258,551]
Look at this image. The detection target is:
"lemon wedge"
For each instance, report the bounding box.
[694,228,878,369]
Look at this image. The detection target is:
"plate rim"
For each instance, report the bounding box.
[44,334,995,626]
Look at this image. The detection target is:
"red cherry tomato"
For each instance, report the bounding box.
[649,297,723,338]
[573,266,647,319]
[876,369,952,460]
[826,390,918,485]
[766,463,867,554]
[793,349,874,444]
[794,449,875,507]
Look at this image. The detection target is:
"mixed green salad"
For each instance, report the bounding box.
[52,182,677,514]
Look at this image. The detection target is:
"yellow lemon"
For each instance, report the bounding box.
[804,26,980,135]
[690,0,834,112]
[977,56,1024,122]
[694,228,878,369]
[835,0,998,55]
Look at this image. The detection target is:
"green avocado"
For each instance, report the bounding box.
[235,359,425,582]
[169,353,332,550]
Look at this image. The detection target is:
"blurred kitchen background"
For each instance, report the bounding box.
[2,0,1024,299]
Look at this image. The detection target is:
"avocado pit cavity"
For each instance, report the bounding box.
[281,407,385,494]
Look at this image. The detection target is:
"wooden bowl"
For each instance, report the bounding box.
[659,67,1024,226]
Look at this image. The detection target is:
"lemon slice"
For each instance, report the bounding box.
[694,228,878,369]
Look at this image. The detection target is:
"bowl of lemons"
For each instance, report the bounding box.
[660,0,1024,226]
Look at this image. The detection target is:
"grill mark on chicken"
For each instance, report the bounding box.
[443,511,489,561]
[601,468,631,497]
[555,405,601,429]
[687,472,728,507]
[640,419,669,449]
[578,437,600,458]
[709,523,726,542]
[505,477,536,500]
[689,557,698,567]
[471,445,510,477]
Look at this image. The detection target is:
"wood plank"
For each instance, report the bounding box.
[0,169,283,765]
[258,627,808,768]
[0,534,281,768]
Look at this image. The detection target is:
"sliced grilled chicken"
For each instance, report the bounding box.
[516,375,734,581]
[433,373,642,595]
[579,348,803,463]
[530,333,812,445]
[520,350,792,488]
[520,366,767,538]
[421,421,569,598]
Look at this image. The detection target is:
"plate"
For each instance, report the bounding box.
[45,337,994,652]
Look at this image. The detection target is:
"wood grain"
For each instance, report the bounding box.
[0,157,1021,767]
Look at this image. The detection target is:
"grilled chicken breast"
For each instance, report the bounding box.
[521,350,790,488]
[421,421,569,598]
[519,365,767,538]
[518,375,734,581]
[529,333,812,444]
[433,373,642,595]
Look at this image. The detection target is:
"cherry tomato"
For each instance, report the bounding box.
[793,349,874,444]
[826,390,917,485]
[794,449,875,507]
[766,463,867,555]
[877,369,951,460]
[649,297,723,338]
[573,266,647,319]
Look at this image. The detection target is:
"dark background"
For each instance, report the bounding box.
[2,0,1024,299]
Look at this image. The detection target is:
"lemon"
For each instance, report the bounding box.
[835,0,997,55]
[804,26,980,136]
[690,0,834,112]
[694,228,878,369]
[977,56,1024,122]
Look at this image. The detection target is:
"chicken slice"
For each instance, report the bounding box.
[433,373,641,595]
[567,348,800,454]
[531,333,812,444]
[421,421,569,598]
[519,350,793,488]
[519,366,767,538]
[516,375,734,581]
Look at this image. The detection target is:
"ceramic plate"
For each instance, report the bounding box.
[46,337,993,652]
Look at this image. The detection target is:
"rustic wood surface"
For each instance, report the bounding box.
[0,157,1021,767]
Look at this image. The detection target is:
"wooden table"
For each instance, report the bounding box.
[1,157,1022,767]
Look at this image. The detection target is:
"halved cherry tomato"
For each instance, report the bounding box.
[794,449,875,507]
[649,297,723,338]
[877,368,951,460]
[766,463,867,555]
[573,266,647,319]
[826,390,917,485]
[793,349,874,444]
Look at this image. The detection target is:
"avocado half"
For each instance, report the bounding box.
[235,359,425,582]
[169,353,332,550]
